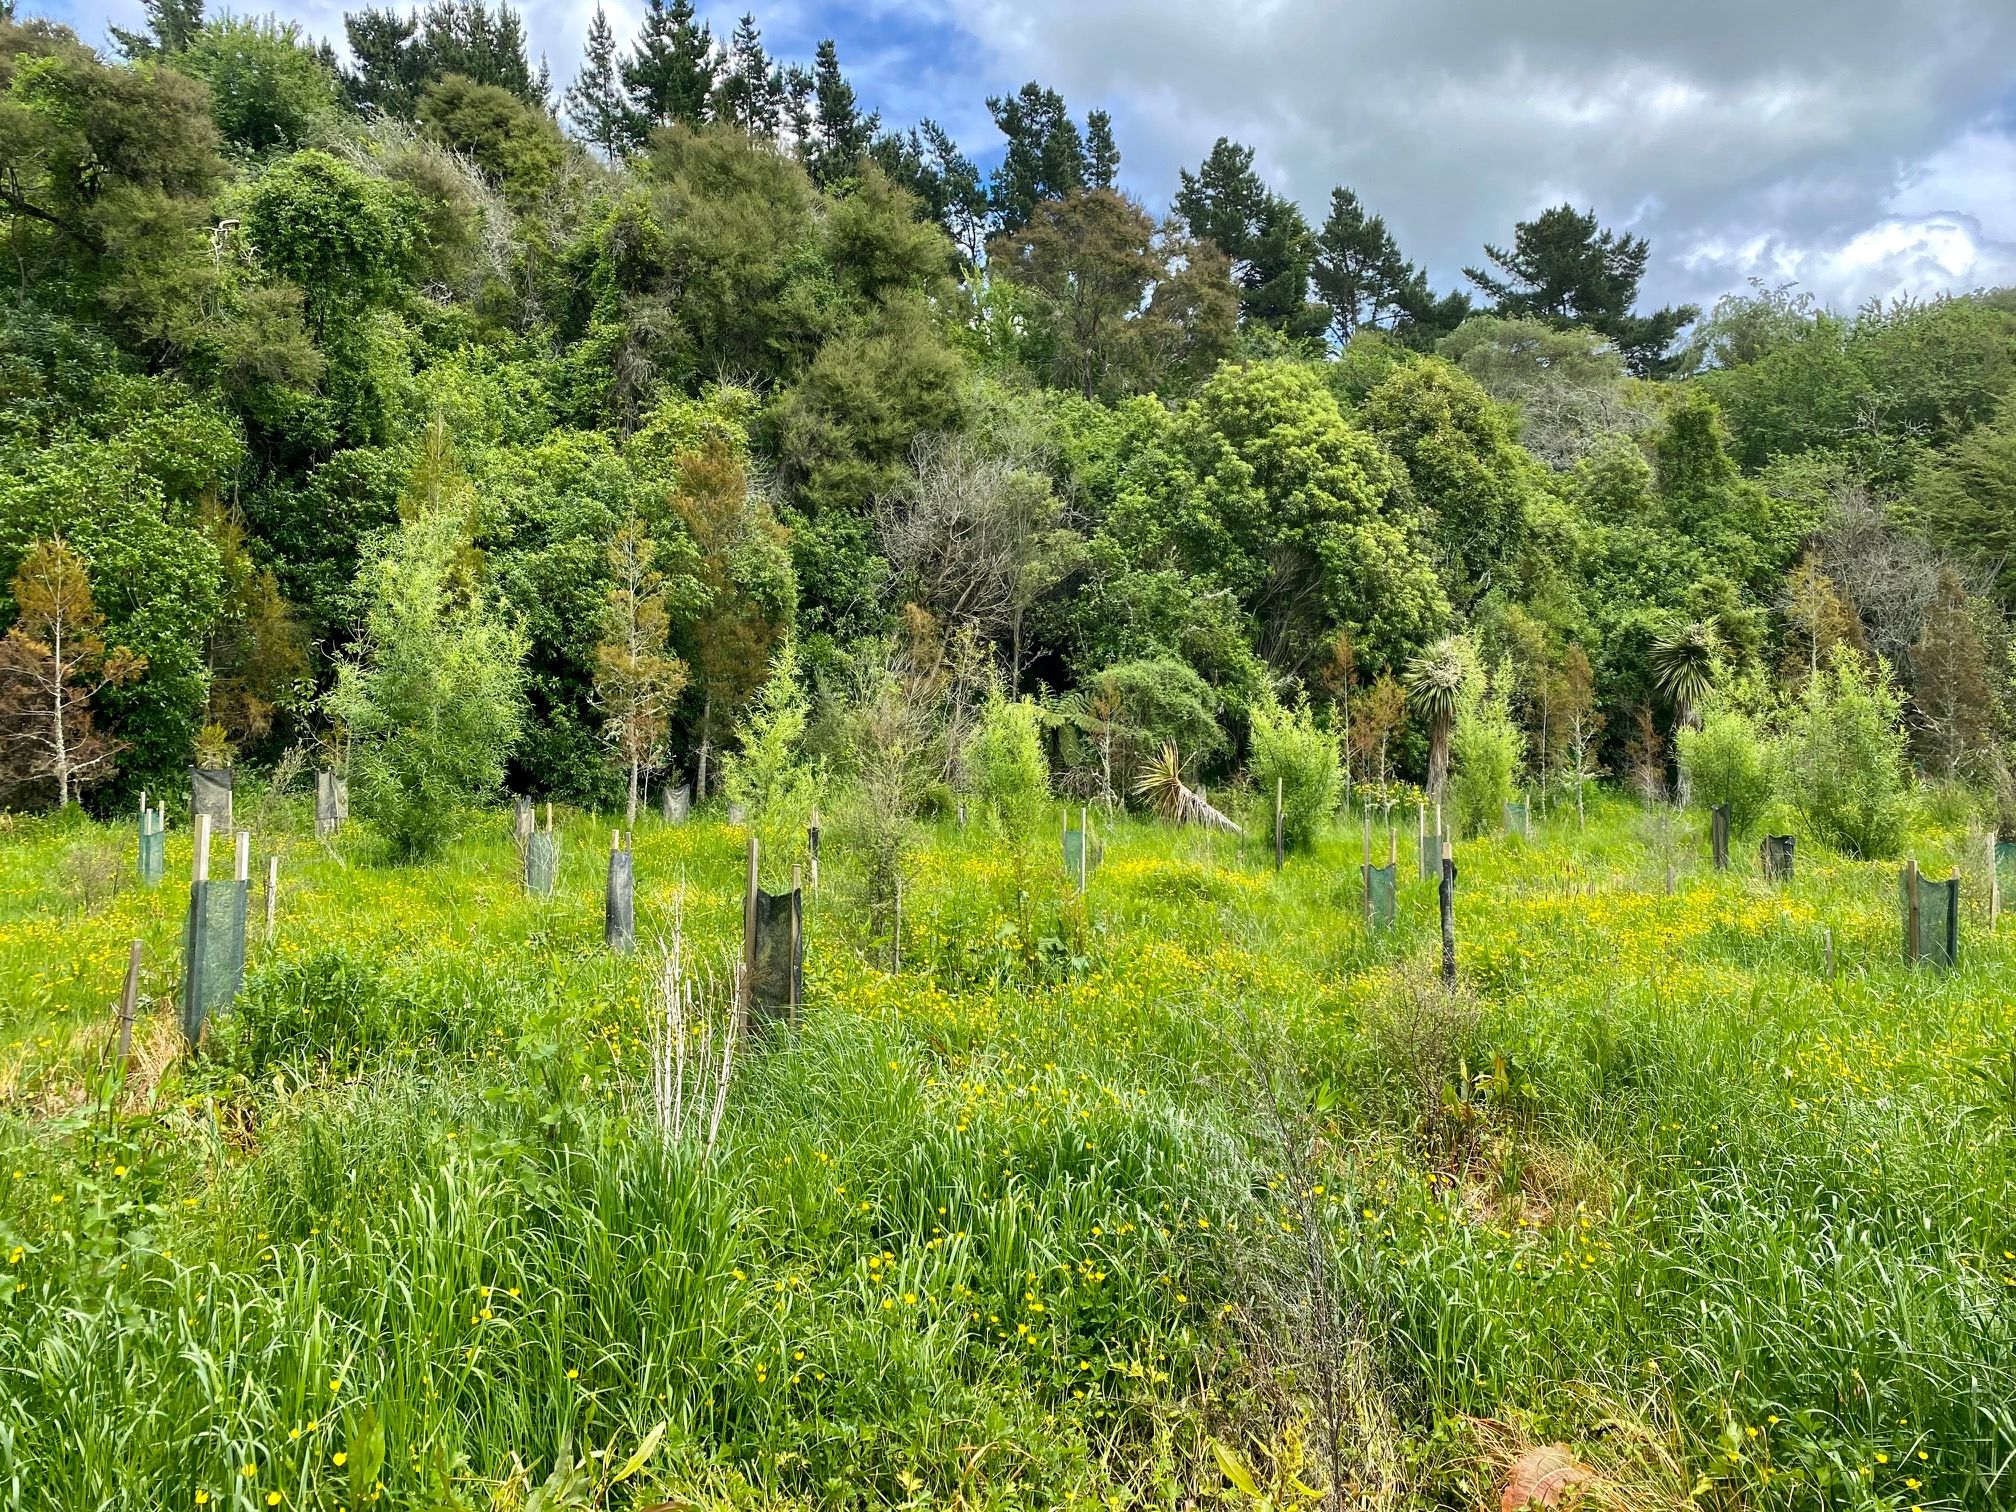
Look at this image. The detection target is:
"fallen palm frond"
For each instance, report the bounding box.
[1133,742,1244,835]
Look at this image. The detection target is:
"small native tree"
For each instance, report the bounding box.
[1449,667,1525,838]
[1911,567,2000,780]
[594,520,690,828]
[325,509,528,861]
[0,539,144,808]
[1556,644,1603,826]
[1350,670,1407,790]
[1779,548,1862,686]
[719,638,819,840]
[1650,619,1719,801]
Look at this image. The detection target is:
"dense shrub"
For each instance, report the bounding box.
[1678,703,1774,836]
[1248,697,1339,850]
[1778,648,1911,857]
[1449,677,1524,837]
[965,689,1049,835]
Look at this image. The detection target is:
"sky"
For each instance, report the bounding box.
[35,0,2016,317]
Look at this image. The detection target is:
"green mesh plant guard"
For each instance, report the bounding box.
[191,767,233,831]
[526,831,560,897]
[1760,835,1795,881]
[749,885,802,1027]
[1063,826,1102,882]
[1503,800,1529,838]
[1998,839,2015,879]
[137,811,164,886]
[606,846,634,951]
[180,877,247,1043]
[1903,870,1959,969]
[1418,832,1446,881]
[660,782,691,822]
[1362,862,1397,931]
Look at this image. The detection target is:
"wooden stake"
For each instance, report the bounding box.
[789,863,802,1023]
[740,835,759,1030]
[1362,810,1373,927]
[544,801,553,833]
[264,855,278,941]
[116,939,141,1071]
[234,830,250,884]
[192,814,212,884]
[1904,856,1920,965]
[1989,832,2001,927]
[1079,804,1089,894]
[809,807,821,893]
[1273,778,1284,873]
[1438,839,1456,989]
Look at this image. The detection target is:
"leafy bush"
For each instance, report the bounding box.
[1248,697,1340,850]
[326,509,527,860]
[1059,656,1225,802]
[1677,703,1773,836]
[1778,648,1911,858]
[965,688,1050,836]
[1449,676,1524,838]
[720,638,820,843]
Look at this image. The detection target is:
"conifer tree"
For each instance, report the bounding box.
[622,0,716,137]
[566,3,628,160]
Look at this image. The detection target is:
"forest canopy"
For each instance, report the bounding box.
[3,0,2014,824]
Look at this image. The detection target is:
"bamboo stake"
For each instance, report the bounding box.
[740,835,759,1030]
[789,863,802,1024]
[116,939,141,1071]
[192,814,211,884]
[264,855,278,941]
[1904,856,1920,965]
[1273,778,1284,873]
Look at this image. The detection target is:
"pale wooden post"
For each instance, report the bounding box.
[1079,804,1089,894]
[1273,778,1284,873]
[1904,856,1920,965]
[264,855,279,941]
[1989,832,2001,927]
[1362,810,1373,927]
[740,835,759,1031]
[789,863,802,1023]
[116,939,142,1071]
[234,830,250,885]
[192,814,212,884]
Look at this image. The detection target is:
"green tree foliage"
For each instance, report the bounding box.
[326,503,528,860]
[1465,204,1698,376]
[803,39,876,188]
[1449,671,1524,838]
[242,150,420,322]
[1311,186,1414,341]
[987,189,1237,401]
[111,0,204,58]
[1172,138,1325,338]
[1359,358,1542,604]
[620,0,713,141]
[963,686,1048,836]
[418,73,564,206]
[985,82,1088,233]
[181,17,340,154]
[709,13,790,138]
[1914,390,2016,609]
[1117,360,1446,675]
[1677,701,1773,836]
[720,636,818,838]
[565,3,626,161]
[1249,696,1339,849]
[342,0,546,119]
[0,20,225,346]
[1057,655,1224,803]
[870,119,987,263]
[1778,647,1911,858]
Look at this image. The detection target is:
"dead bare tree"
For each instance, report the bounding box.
[875,433,1080,689]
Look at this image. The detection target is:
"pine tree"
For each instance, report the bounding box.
[622,0,716,137]
[871,120,988,261]
[1312,186,1411,339]
[1465,204,1698,376]
[566,3,628,160]
[0,540,145,808]
[711,13,787,137]
[1173,137,1322,336]
[803,38,877,186]
[986,82,1086,233]
[1084,109,1120,189]
[111,0,205,58]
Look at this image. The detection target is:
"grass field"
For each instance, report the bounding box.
[1,794,2013,1511]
